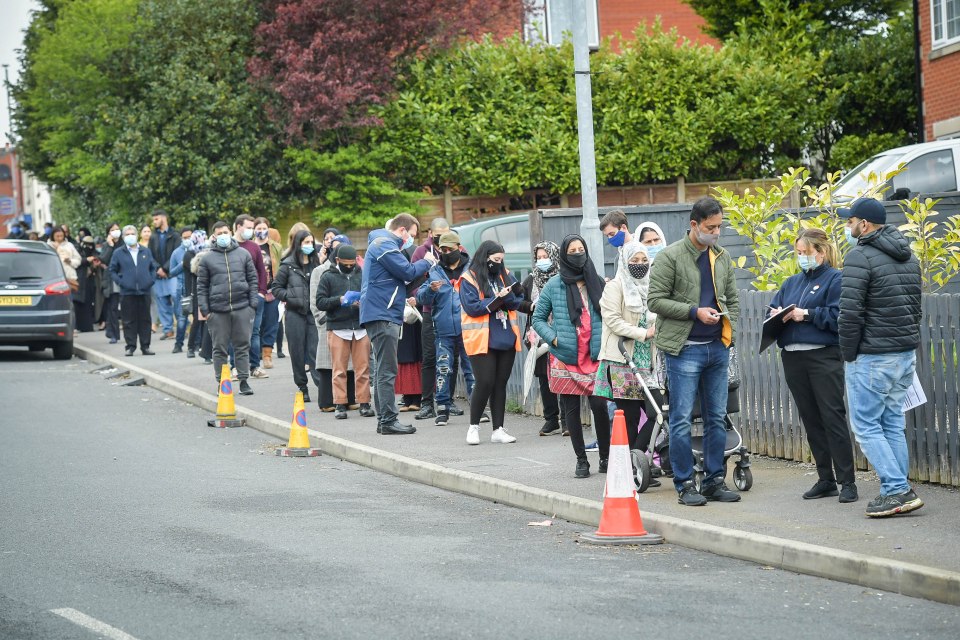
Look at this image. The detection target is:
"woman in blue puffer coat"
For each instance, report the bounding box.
[531,234,609,479]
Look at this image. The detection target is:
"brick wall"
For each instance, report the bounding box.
[919,1,960,140]
[598,0,717,48]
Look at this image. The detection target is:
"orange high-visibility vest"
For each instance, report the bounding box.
[460,271,521,356]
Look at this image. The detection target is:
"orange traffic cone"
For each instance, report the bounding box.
[276,391,321,457]
[580,409,663,545]
[207,364,246,428]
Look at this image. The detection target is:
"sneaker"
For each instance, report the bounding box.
[466,424,480,445]
[803,480,839,500]
[435,407,450,426]
[203,358,213,365]
[171,345,183,354]
[584,440,598,452]
[701,480,741,502]
[865,490,923,517]
[334,404,348,420]
[575,457,590,478]
[598,458,608,473]
[562,427,570,437]
[539,420,560,436]
[186,349,196,359]
[230,368,239,381]
[238,380,253,396]
[250,367,269,379]
[677,480,707,506]
[358,403,375,417]
[839,483,859,503]
[448,403,465,417]
[491,427,516,444]
[479,411,491,424]
[415,405,436,420]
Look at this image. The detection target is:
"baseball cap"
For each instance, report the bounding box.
[438,231,461,249]
[837,198,886,224]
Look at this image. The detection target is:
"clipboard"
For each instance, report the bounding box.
[759,304,796,353]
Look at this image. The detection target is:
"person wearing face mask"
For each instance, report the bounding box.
[360,214,436,435]
[182,230,208,359]
[635,221,668,265]
[411,218,453,420]
[532,235,610,477]
[147,210,178,341]
[167,226,195,355]
[74,234,98,333]
[198,220,260,395]
[6,222,26,239]
[109,225,159,356]
[595,242,661,461]
[521,241,565,436]
[272,230,324,402]
[458,240,521,445]
[838,197,923,518]
[769,228,856,503]
[254,217,283,369]
[233,215,270,378]
[316,244,373,419]
[100,222,123,344]
[310,242,357,413]
[647,196,741,506]
[416,231,476,427]
[599,208,635,256]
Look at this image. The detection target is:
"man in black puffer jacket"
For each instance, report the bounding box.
[198,220,259,396]
[838,197,922,518]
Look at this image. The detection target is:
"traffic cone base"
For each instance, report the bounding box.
[580,409,663,546]
[275,391,321,457]
[208,364,245,427]
[275,447,321,457]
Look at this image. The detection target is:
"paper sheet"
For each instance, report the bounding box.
[903,372,927,411]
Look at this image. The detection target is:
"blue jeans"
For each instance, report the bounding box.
[845,351,915,496]
[260,297,280,347]
[435,335,474,407]
[664,341,729,492]
[174,289,187,347]
[153,278,176,333]
[249,297,265,369]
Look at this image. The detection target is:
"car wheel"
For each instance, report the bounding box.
[52,340,73,360]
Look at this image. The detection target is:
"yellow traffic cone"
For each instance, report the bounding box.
[207,364,246,428]
[276,391,321,457]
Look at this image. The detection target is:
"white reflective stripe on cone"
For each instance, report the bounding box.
[604,444,635,499]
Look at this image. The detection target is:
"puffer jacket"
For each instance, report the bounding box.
[316,263,363,330]
[598,277,654,364]
[416,257,469,338]
[769,262,841,349]
[197,239,259,315]
[531,276,603,365]
[839,224,921,362]
[647,234,739,356]
[271,255,318,316]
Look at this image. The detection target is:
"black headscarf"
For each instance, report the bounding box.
[558,234,604,327]
[468,240,508,298]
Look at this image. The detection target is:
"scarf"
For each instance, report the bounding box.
[532,241,559,301]
[557,234,604,328]
[618,240,649,314]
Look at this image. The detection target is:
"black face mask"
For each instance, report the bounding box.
[440,251,460,268]
[566,252,588,269]
[487,260,503,276]
[338,263,354,274]
[628,263,649,280]
[433,235,442,247]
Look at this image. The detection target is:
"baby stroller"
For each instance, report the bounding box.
[616,339,668,493]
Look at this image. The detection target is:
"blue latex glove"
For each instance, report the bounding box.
[342,290,361,306]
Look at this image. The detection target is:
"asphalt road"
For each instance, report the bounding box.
[1,348,959,640]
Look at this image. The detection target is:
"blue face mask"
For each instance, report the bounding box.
[11,226,20,234]
[845,227,857,247]
[216,234,231,248]
[535,258,553,272]
[797,254,818,272]
[182,239,191,249]
[123,235,137,247]
[402,236,414,251]
[301,244,315,255]
[644,243,664,262]
[607,229,626,248]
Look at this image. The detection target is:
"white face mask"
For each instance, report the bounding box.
[241,228,254,241]
[123,235,137,247]
[110,229,122,239]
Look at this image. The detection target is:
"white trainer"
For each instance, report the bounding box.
[491,427,516,444]
[466,424,481,445]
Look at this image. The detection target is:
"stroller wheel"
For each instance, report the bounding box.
[631,449,651,493]
[733,466,753,491]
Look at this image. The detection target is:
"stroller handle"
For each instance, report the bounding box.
[617,337,662,417]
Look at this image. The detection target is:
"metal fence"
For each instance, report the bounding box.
[485,291,960,487]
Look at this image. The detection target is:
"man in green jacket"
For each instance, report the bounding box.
[647,197,741,506]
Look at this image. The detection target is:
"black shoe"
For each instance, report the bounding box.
[803,480,839,500]
[479,411,491,424]
[300,389,311,404]
[172,345,183,354]
[203,358,213,365]
[358,403,375,417]
[125,347,135,357]
[575,457,590,478]
[448,403,465,417]
[378,420,416,435]
[866,489,923,517]
[415,405,436,420]
[435,407,450,426]
[186,349,196,359]
[701,480,741,502]
[839,483,859,503]
[539,420,560,436]
[141,349,155,356]
[238,380,253,395]
[277,350,286,359]
[678,480,708,506]
[598,458,608,474]
[108,339,119,344]
[334,404,348,420]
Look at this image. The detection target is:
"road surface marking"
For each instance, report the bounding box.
[515,457,551,467]
[50,608,141,640]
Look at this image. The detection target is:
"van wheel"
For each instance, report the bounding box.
[52,341,73,360]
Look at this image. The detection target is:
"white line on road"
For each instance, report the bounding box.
[515,457,552,467]
[50,608,141,640]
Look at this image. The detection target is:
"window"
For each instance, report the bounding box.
[932,0,960,47]
[479,221,530,254]
[892,150,958,195]
[525,0,600,49]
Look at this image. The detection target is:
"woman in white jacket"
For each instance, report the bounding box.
[594,241,659,455]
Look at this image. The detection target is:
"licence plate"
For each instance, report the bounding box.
[0,296,32,306]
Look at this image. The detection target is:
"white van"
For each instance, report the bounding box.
[834,139,960,201]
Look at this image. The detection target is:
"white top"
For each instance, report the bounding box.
[127,244,139,265]
[332,328,367,341]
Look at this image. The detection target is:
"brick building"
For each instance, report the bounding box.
[918,0,960,140]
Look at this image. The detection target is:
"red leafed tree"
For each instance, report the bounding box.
[249,0,524,140]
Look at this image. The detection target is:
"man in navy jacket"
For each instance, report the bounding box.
[360,214,436,434]
[110,224,158,356]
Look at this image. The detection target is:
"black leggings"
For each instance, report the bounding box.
[468,348,516,427]
[559,394,611,461]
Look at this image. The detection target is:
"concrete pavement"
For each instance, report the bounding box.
[71,331,960,605]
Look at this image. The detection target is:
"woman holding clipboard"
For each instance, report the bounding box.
[769,228,857,503]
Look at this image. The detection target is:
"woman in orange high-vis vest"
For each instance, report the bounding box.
[459,240,523,446]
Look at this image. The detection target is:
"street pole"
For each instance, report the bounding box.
[552,1,604,272]
[3,64,21,222]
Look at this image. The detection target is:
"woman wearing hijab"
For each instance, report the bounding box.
[521,241,565,436]
[271,230,323,401]
[595,241,660,462]
[532,234,610,478]
[634,221,667,264]
[459,240,522,445]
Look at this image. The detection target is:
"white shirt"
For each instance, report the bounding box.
[127,244,139,266]
[332,328,368,341]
